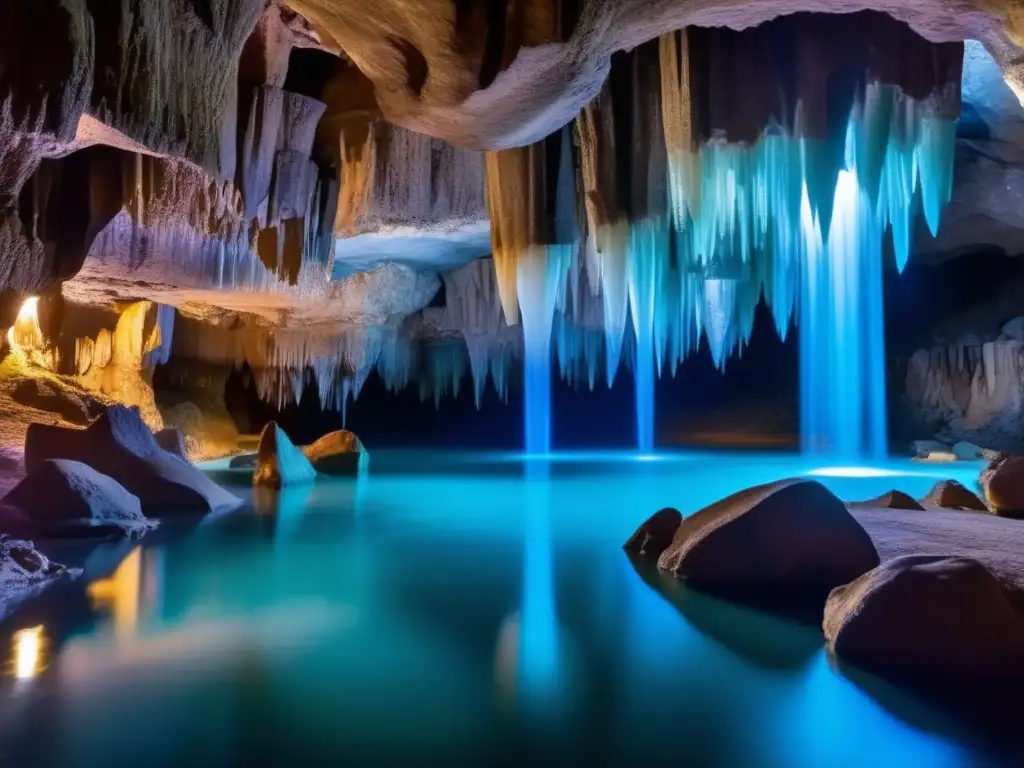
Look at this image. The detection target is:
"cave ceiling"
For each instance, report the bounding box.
[3,0,1024,343]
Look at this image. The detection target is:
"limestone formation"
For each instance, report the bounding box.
[657,479,880,594]
[254,421,317,488]
[155,428,189,461]
[0,459,153,538]
[0,536,73,620]
[824,555,1024,680]
[302,430,369,476]
[25,405,240,516]
[624,507,682,558]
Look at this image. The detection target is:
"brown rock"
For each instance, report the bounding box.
[302,430,369,476]
[920,480,990,512]
[980,454,1024,518]
[255,421,317,489]
[624,507,682,558]
[860,490,925,511]
[824,555,1024,680]
[657,479,879,592]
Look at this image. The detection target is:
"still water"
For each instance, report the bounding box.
[0,451,1012,766]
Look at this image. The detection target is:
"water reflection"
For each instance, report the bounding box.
[12,625,45,682]
[86,547,163,643]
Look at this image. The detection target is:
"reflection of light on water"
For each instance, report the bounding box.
[13,625,45,681]
[88,547,144,641]
[807,466,906,479]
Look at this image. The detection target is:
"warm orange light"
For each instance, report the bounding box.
[12,625,45,680]
[87,547,142,641]
[6,296,43,351]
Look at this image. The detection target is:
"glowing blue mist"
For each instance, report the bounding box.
[799,170,888,461]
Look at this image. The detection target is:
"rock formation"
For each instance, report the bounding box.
[302,429,368,475]
[655,479,880,594]
[824,555,1024,680]
[0,458,153,538]
[254,420,317,488]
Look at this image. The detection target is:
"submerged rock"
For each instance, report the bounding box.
[302,430,369,476]
[624,507,682,558]
[657,479,879,593]
[25,405,240,516]
[0,536,74,620]
[824,555,1024,680]
[951,441,990,461]
[920,479,990,512]
[980,454,1024,517]
[254,422,317,489]
[229,453,258,469]
[860,490,925,511]
[154,428,188,461]
[0,459,153,538]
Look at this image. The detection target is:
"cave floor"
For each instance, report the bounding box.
[0,450,1019,765]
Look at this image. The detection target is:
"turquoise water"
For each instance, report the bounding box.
[0,451,1010,766]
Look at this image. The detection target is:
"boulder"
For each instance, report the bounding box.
[0,459,154,538]
[154,428,188,461]
[25,405,240,516]
[0,536,73,620]
[980,454,1024,518]
[859,490,925,511]
[951,441,986,461]
[824,555,1024,680]
[657,479,879,593]
[911,440,949,458]
[254,422,317,489]
[624,507,682,558]
[920,479,990,512]
[302,430,369,476]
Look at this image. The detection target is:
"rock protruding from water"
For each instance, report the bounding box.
[25,405,240,516]
[254,422,317,489]
[824,555,1024,680]
[0,459,154,538]
[657,479,879,593]
[952,441,992,461]
[0,536,74,621]
[154,428,189,461]
[229,453,258,469]
[980,454,1024,518]
[860,490,925,511]
[920,480,990,512]
[911,440,949,458]
[624,507,682,558]
[302,430,369,476]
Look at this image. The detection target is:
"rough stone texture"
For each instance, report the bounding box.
[920,479,991,511]
[657,479,880,592]
[154,428,189,461]
[911,440,950,458]
[980,453,1024,517]
[0,535,73,620]
[624,507,682,558]
[254,421,317,488]
[952,440,990,460]
[0,458,153,538]
[302,429,369,475]
[857,490,926,511]
[824,555,1024,680]
[25,405,240,515]
[289,0,1018,150]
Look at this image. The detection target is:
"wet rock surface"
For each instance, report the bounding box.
[25,405,240,516]
[0,459,153,538]
[254,421,317,488]
[824,555,1024,680]
[624,507,682,558]
[656,479,880,594]
[302,430,369,476]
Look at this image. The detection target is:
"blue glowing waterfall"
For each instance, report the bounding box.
[799,171,888,461]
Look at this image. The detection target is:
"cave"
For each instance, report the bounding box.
[0,2,1022,764]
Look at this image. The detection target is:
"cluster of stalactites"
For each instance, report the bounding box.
[336,119,487,235]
